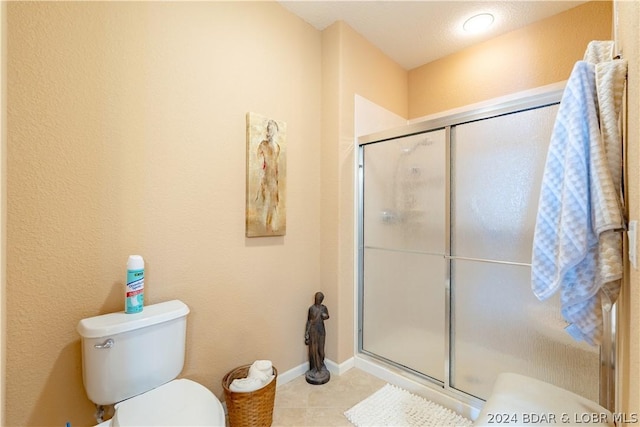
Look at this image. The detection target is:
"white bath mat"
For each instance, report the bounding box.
[344,383,472,427]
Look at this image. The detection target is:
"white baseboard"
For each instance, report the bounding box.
[276,357,355,388]
[326,357,355,375]
[276,362,308,387]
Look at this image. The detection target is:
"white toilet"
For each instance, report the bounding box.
[77,299,225,426]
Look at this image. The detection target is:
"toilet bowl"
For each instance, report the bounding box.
[78,300,225,426]
[108,379,224,426]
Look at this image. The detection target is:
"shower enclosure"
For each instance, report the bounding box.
[357,91,614,409]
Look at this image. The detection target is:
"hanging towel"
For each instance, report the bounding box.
[531,61,605,344]
[592,59,627,310]
[531,41,626,345]
[583,40,615,64]
[531,61,601,315]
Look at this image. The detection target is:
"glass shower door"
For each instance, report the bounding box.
[361,129,447,382]
[450,105,600,402]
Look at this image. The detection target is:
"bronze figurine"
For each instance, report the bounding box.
[305,292,330,385]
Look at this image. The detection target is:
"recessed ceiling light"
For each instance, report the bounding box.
[463,13,495,34]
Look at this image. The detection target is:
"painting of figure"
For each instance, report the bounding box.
[246,112,287,237]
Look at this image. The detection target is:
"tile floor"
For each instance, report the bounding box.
[271,368,387,427]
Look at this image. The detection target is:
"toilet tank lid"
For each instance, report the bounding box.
[77,300,190,338]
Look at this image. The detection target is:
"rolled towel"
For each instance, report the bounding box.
[229,377,263,393]
[248,360,273,382]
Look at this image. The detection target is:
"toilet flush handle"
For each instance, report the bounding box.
[94,338,114,349]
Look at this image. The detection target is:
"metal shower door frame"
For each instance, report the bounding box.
[356,87,616,410]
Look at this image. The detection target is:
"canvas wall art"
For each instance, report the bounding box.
[246,112,287,237]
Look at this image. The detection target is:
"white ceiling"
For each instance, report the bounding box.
[278,1,588,70]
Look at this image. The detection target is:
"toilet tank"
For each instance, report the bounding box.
[77,300,190,405]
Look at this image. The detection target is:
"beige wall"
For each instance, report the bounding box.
[6,2,322,426]
[409,1,613,118]
[320,21,408,363]
[0,1,6,425]
[615,0,640,415]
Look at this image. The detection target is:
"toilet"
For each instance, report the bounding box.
[77,299,225,426]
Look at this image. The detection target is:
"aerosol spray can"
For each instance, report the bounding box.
[126,255,144,314]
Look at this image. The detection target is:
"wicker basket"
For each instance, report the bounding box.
[222,364,278,427]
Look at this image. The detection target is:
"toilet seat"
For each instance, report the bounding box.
[111,379,225,426]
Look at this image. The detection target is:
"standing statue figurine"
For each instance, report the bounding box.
[305,291,330,385]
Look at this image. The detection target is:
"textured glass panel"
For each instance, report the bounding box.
[363,129,446,253]
[363,248,445,382]
[452,105,558,263]
[451,259,599,401]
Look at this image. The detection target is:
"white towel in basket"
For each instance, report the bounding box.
[229,360,274,393]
